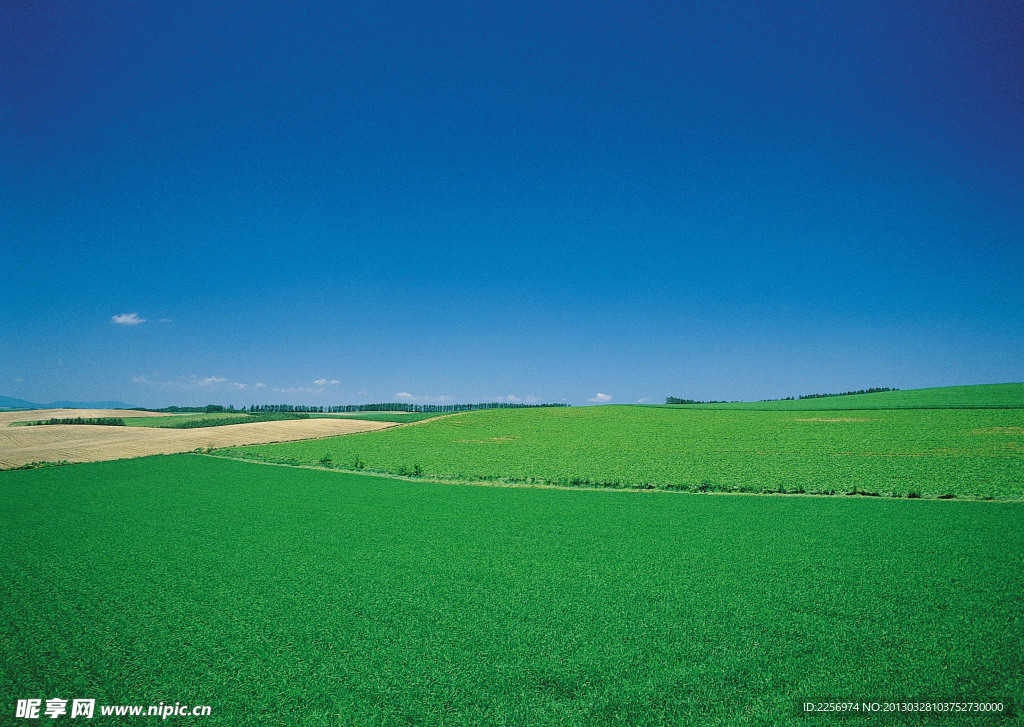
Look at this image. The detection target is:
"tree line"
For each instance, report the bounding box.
[137,405,242,413]
[26,417,126,426]
[766,387,899,402]
[758,387,899,402]
[247,402,569,413]
[133,402,569,415]
[796,387,898,399]
[668,388,899,405]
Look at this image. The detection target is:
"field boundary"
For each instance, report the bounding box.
[201,452,1024,501]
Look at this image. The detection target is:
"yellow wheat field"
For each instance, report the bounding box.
[0,410,394,469]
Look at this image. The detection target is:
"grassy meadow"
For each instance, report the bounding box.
[222,390,1024,499]
[1,455,1021,726]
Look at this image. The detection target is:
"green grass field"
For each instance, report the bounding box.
[222,391,1024,499]
[1,455,1020,726]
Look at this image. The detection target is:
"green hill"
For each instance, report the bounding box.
[663,383,1024,410]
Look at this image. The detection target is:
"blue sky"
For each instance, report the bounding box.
[2,0,1022,407]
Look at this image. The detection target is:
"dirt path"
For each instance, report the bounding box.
[0,410,395,469]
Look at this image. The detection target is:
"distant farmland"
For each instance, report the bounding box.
[0,409,395,469]
[221,385,1024,499]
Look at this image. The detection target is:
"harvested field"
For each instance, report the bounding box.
[0,410,394,469]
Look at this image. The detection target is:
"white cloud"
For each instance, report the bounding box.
[505,394,522,403]
[637,397,651,404]
[230,382,247,390]
[254,382,267,388]
[588,392,613,403]
[313,378,340,385]
[112,313,146,325]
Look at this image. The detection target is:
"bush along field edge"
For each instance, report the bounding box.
[203,450,1013,501]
